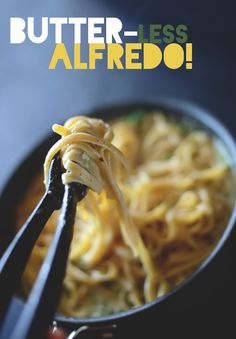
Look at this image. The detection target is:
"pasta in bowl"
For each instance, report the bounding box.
[13,104,235,320]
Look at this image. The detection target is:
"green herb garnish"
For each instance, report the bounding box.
[124,110,146,125]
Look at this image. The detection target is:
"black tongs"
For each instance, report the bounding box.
[0,155,87,339]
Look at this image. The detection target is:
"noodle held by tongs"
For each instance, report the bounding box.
[44,116,157,302]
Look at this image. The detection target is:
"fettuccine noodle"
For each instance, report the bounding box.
[16,111,234,317]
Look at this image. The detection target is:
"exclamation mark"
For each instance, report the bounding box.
[186,43,192,69]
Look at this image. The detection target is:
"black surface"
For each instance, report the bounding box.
[0,1,236,338]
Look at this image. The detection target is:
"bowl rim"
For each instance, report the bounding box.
[2,98,236,327]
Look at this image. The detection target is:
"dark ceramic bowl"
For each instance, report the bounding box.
[1,99,236,338]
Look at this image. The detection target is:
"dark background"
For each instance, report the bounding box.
[0,1,235,338]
